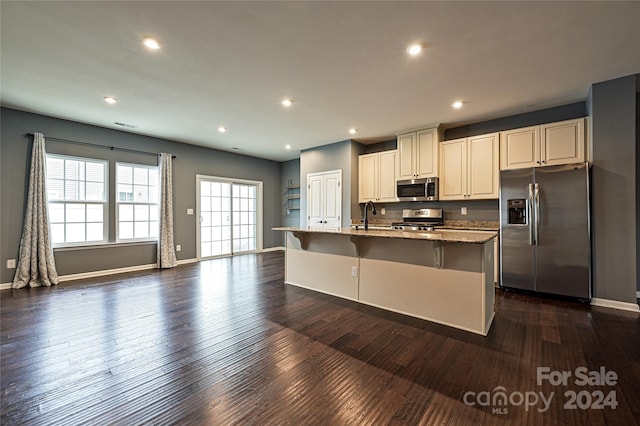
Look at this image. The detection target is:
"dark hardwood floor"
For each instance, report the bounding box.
[1,251,639,425]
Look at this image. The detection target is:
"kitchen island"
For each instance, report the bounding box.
[274,227,496,335]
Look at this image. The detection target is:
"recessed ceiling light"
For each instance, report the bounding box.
[452,100,464,109]
[285,144,292,150]
[281,99,293,107]
[104,96,117,104]
[407,43,423,56]
[349,128,357,135]
[218,126,227,133]
[143,37,161,50]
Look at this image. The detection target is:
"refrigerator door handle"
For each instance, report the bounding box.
[534,183,540,245]
[528,183,535,246]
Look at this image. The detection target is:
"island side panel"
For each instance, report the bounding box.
[483,239,495,333]
[358,238,491,335]
[285,231,359,300]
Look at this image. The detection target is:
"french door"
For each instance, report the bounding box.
[197,175,262,259]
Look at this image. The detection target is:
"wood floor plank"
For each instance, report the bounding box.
[2,251,639,425]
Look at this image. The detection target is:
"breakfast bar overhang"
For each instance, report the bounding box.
[274,227,497,335]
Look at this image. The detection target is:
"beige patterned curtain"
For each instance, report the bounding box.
[13,133,59,288]
[158,153,177,268]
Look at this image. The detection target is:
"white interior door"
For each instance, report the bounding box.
[307,174,324,228]
[307,170,341,229]
[323,172,341,229]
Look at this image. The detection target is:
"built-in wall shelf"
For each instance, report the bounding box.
[284,182,301,214]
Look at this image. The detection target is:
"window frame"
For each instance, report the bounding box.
[46,153,109,247]
[115,162,160,242]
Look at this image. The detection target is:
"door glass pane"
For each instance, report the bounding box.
[199,180,232,258]
[232,183,258,254]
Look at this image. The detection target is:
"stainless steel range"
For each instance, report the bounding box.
[392,208,443,231]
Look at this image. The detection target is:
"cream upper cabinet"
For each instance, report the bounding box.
[358,150,397,203]
[378,150,398,201]
[500,118,585,170]
[467,133,500,199]
[439,138,467,199]
[440,133,499,200]
[358,153,378,202]
[541,118,585,166]
[500,125,539,170]
[397,133,416,180]
[397,128,439,179]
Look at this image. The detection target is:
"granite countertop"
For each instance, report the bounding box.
[273,227,496,244]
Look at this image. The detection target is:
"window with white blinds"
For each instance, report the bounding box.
[46,154,108,245]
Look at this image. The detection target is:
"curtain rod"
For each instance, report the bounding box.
[25,133,176,159]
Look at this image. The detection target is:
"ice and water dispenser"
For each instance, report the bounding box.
[507,199,527,225]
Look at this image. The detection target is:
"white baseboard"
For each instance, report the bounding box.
[262,246,285,252]
[58,263,158,282]
[0,259,200,291]
[591,298,640,313]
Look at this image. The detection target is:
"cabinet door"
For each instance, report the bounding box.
[378,150,397,202]
[416,128,438,178]
[468,133,499,199]
[541,118,584,166]
[358,153,378,202]
[439,139,467,200]
[397,132,416,179]
[500,126,539,170]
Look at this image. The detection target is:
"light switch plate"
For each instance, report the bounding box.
[6,259,16,269]
[186,208,194,215]
[461,207,468,215]
[176,245,181,252]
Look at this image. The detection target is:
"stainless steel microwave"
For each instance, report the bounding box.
[396,177,439,201]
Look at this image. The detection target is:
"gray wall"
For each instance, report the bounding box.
[444,102,587,140]
[299,140,363,228]
[0,107,282,283]
[589,75,637,303]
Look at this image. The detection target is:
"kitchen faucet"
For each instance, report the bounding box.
[363,201,377,230]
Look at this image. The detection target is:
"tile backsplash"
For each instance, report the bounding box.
[354,199,499,222]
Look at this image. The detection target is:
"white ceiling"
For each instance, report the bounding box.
[1,1,639,162]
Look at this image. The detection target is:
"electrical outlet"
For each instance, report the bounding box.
[461,207,468,215]
[176,245,182,252]
[351,266,358,277]
[7,259,16,269]
[381,208,386,215]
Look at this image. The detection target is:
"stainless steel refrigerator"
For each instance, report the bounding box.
[499,162,591,299]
